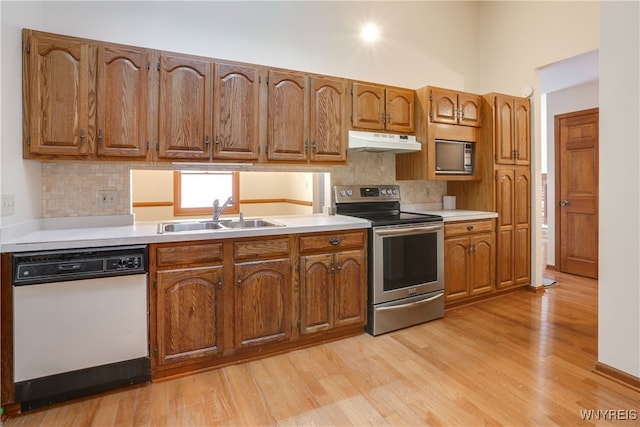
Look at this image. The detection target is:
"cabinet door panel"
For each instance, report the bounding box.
[158,53,212,159]
[514,98,531,165]
[234,259,291,348]
[156,267,223,366]
[514,170,531,285]
[96,45,149,158]
[496,169,515,288]
[334,250,366,327]
[430,87,457,125]
[299,254,333,334]
[267,70,308,161]
[309,76,347,162]
[386,88,414,133]
[444,237,469,302]
[213,62,260,160]
[352,82,385,131]
[457,93,481,127]
[470,234,495,295]
[26,33,90,156]
[495,95,515,164]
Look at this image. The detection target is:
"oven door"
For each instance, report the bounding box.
[371,222,444,305]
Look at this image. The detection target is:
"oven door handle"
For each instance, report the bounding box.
[374,224,443,237]
[376,293,443,311]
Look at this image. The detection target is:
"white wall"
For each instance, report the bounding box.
[598,0,640,378]
[545,80,599,266]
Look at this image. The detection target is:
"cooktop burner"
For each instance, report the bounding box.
[333,185,443,227]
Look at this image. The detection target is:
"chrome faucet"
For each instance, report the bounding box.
[213,197,234,221]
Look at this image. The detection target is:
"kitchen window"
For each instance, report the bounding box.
[173,171,240,217]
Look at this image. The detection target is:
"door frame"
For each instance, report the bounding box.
[554,107,599,277]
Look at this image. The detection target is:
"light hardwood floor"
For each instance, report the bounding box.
[6,270,639,426]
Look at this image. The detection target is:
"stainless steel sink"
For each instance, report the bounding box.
[221,219,284,228]
[157,221,226,234]
[157,218,284,233]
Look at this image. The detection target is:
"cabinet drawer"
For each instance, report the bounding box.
[299,230,365,254]
[445,219,495,238]
[234,237,290,262]
[155,242,224,268]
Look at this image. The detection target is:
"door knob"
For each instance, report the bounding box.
[560,200,570,206]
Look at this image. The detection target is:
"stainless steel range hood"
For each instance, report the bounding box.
[348,130,421,153]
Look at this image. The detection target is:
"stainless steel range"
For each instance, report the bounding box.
[334,185,444,335]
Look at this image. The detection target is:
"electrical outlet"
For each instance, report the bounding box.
[99,191,116,207]
[1,194,16,216]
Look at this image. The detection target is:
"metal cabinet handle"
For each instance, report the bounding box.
[560,200,570,206]
[80,128,86,145]
[97,129,103,144]
[217,277,223,290]
[466,225,474,231]
[328,238,341,246]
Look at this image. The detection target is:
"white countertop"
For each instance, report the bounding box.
[0,214,370,253]
[401,203,498,222]
[1,208,498,253]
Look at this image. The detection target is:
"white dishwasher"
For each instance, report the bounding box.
[13,245,150,411]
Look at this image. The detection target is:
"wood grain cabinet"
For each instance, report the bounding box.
[232,238,291,349]
[429,86,481,128]
[96,45,152,158]
[157,52,213,160]
[308,76,349,163]
[151,242,226,374]
[444,220,495,305]
[23,29,153,160]
[23,30,92,158]
[396,85,482,181]
[298,231,367,335]
[22,29,353,165]
[351,82,415,133]
[213,62,261,160]
[495,169,531,289]
[266,69,309,162]
[265,71,348,164]
[446,92,532,293]
[492,94,530,165]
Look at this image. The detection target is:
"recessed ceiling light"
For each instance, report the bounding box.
[361,23,380,43]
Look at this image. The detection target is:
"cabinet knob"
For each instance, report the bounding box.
[560,199,570,207]
[466,225,474,231]
[329,238,341,246]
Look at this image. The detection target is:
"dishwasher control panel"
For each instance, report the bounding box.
[13,245,148,285]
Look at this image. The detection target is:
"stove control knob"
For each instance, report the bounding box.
[392,189,398,195]
[346,190,353,196]
[339,190,346,197]
[381,189,387,195]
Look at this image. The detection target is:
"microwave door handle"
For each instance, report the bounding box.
[376,293,444,312]
[375,224,443,237]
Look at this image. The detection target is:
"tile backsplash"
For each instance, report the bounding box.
[41,152,446,218]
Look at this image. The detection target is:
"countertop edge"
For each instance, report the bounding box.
[1,215,371,253]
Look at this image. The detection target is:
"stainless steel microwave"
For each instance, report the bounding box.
[435,139,474,175]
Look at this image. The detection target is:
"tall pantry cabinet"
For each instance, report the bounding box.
[447,93,531,290]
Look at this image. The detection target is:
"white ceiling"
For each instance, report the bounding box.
[539,50,599,94]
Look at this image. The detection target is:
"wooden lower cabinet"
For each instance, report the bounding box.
[234,258,291,348]
[150,230,366,379]
[299,248,366,335]
[444,219,495,305]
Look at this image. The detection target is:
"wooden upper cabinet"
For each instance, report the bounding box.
[351,83,414,133]
[267,70,308,161]
[157,53,213,160]
[96,45,151,158]
[494,94,530,165]
[23,30,92,157]
[352,82,385,131]
[386,88,415,133]
[430,86,481,128]
[213,62,260,160]
[309,76,348,163]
